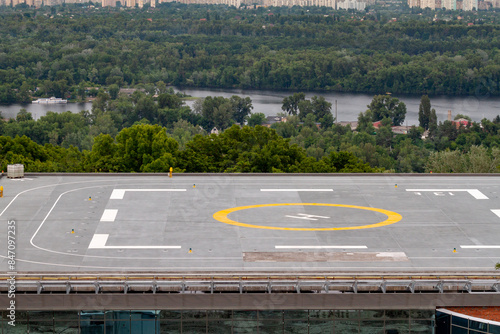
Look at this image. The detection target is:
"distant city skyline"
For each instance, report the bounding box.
[1,0,498,10]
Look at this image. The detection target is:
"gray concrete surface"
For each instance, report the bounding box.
[1,174,500,273]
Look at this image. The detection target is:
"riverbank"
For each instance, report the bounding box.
[2,89,500,126]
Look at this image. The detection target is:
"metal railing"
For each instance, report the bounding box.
[1,273,500,295]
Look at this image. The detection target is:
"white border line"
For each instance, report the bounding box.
[460,245,500,249]
[89,234,181,249]
[275,245,367,249]
[261,189,333,192]
[110,188,186,200]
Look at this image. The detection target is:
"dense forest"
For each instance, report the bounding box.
[1,4,500,103]
[0,5,499,173]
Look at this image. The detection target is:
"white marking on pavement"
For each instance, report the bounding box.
[406,189,489,199]
[261,189,333,192]
[89,234,181,249]
[9,179,200,260]
[100,209,118,222]
[275,245,368,249]
[460,245,500,249]
[298,213,330,219]
[285,215,318,220]
[491,209,500,218]
[110,189,126,199]
[285,213,331,221]
[467,189,489,199]
[110,188,186,199]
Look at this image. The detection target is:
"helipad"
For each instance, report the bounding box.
[1,174,500,273]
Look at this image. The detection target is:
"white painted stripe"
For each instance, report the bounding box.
[110,189,126,199]
[297,213,330,219]
[110,188,186,200]
[406,189,488,199]
[261,189,333,192]
[285,215,318,220]
[491,209,500,218]
[89,234,109,248]
[100,209,118,222]
[88,234,181,249]
[467,189,489,199]
[460,245,500,249]
[275,245,368,249]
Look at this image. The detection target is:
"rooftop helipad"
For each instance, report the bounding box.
[1,174,499,274]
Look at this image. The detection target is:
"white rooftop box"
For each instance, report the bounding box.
[7,164,24,178]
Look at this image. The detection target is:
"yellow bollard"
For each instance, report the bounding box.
[71,229,75,234]
[453,248,457,253]
[395,184,397,188]
[169,167,173,178]
[189,248,192,253]
[0,186,3,198]
[193,184,196,188]
[89,196,92,201]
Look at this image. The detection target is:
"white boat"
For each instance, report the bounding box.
[32,97,67,104]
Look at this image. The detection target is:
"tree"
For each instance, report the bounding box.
[425,146,500,173]
[429,109,438,138]
[247,113,267,127]
[17,81,32,104]
[375,118,393,148]
[298,99,314,121]
[108,84,120,100]
[311,96,332,122]
[282,92,305,116]
[200,96,227,130]
[86,134,118,172]
[135,95,157,123]
[16,109,33,122]
[454,114,472,121]
[114,124,179,172]
[356,111,375,134]
[367,94,407,126]
[158,93,183,109]
[321,151,377,173]
[230,96,253,124]
[212,102,234,130]
[418,95,431,130]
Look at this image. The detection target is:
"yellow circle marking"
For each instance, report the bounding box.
[213,203,402,231]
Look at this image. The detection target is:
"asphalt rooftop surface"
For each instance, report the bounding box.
[1,174,499,274]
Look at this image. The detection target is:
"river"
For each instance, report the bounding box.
[2,89,500,126]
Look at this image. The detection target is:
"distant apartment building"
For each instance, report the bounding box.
[176,0,241,6]
[462,0,477,9]
[337,0,366,10]
[408,0,482,9]
[441,0,457,9]
[420,0,436,8]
